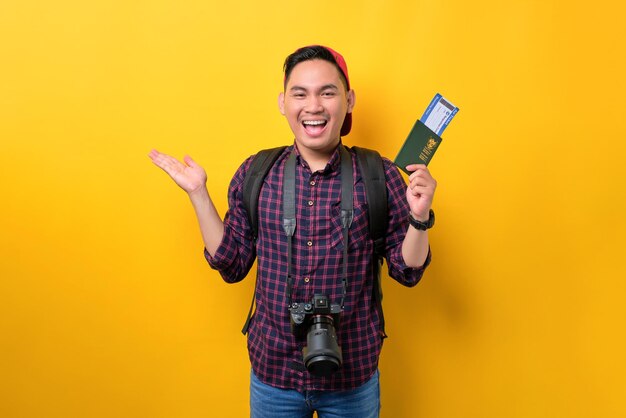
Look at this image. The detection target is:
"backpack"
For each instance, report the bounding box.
[241,146,389,338]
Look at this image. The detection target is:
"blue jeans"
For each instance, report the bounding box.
[250,370,380,418]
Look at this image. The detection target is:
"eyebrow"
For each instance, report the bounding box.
[289,83,340,92]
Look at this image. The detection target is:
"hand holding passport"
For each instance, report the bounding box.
[394,93,458,175]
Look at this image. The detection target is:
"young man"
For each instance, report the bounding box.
[149,45,436,418]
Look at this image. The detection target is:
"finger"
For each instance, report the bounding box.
[152,154,185,176]
[148,149,165,162]
[409,184,434,196]
[150,152,172,169]
[408,171,432,185]
[409,174,435,188]
[409,174,436,190]
[405,163,427,173]
[408,165,431,177]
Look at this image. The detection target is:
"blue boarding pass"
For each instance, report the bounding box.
[420,93,459,136]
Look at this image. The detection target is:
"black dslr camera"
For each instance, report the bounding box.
[289,294,343,377]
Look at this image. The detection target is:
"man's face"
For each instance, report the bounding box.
[279,59,355,155]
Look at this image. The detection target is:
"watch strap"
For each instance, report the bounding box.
[408,209,435,231]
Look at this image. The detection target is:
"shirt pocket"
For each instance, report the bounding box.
[330,202,371,252]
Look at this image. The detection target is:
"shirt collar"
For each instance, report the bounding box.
[291,140,343,174]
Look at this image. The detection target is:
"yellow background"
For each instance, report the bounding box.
[1,1,625,417]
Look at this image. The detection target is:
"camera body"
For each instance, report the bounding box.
[289,294,343,377]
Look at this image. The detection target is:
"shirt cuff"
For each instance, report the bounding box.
[203,232,236,270]
[393,247,432,286]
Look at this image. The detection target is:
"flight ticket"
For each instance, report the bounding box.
[420,93,459,136]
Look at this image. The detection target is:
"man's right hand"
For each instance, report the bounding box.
[148,149,208,195]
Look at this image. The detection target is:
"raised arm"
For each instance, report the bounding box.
[148,149,224,256]
[402,163,437,268]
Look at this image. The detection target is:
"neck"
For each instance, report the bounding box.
[296,140,341,172]
[299,147,337,172]
[304,154,330,172]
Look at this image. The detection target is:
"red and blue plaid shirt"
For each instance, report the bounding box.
[206,143,430,392]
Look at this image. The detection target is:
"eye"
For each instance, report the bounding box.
[322,91,336,97]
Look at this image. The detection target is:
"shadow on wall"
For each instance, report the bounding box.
[380,239,475,417]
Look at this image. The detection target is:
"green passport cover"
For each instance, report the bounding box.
[394,120,443,175]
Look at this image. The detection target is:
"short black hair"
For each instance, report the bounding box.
[283,45,348,90]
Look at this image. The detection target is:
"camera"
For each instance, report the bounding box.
[289,294,343,377]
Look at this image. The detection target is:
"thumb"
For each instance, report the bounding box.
[183,155,197,168]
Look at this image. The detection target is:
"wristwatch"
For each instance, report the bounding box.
[408,209,435,231]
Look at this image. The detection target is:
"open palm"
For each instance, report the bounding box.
[148,149,207,194]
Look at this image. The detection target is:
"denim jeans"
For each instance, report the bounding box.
[250,370,380,418]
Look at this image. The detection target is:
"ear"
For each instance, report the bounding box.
[278,92,285,115]
[347,89,356,113]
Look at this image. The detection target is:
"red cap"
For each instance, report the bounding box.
[286,45,352,136]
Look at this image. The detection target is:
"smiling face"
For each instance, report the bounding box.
[279,59,355,160]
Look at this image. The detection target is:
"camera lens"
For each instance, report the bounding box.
[302,316,343,377]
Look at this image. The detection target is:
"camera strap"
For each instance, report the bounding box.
[282,151,297,305]
[339,146,354,308]
[282,145,353,309]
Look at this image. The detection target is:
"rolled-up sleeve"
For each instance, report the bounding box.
[382,158,432,287]
[204,157,257,283]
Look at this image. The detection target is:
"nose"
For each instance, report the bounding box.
[304,95,324,113]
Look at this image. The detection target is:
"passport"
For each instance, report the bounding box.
[393,119,443,175]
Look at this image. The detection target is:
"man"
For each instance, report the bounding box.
[149,45,436,418]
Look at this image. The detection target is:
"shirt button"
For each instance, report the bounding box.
[308,200,314,206]
[310,180,316,186]
[307,241,313,247]
[304,277,310,283]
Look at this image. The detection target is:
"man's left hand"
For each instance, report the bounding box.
[405,164,437,221]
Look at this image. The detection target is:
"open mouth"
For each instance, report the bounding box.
[302,119,328,135]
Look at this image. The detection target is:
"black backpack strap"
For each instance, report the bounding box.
[353,147,388,256]
[241,146,287,335]
[353,146,389,338]
[242,146,287,241]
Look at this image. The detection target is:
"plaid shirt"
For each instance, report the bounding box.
[206,143,430,392]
